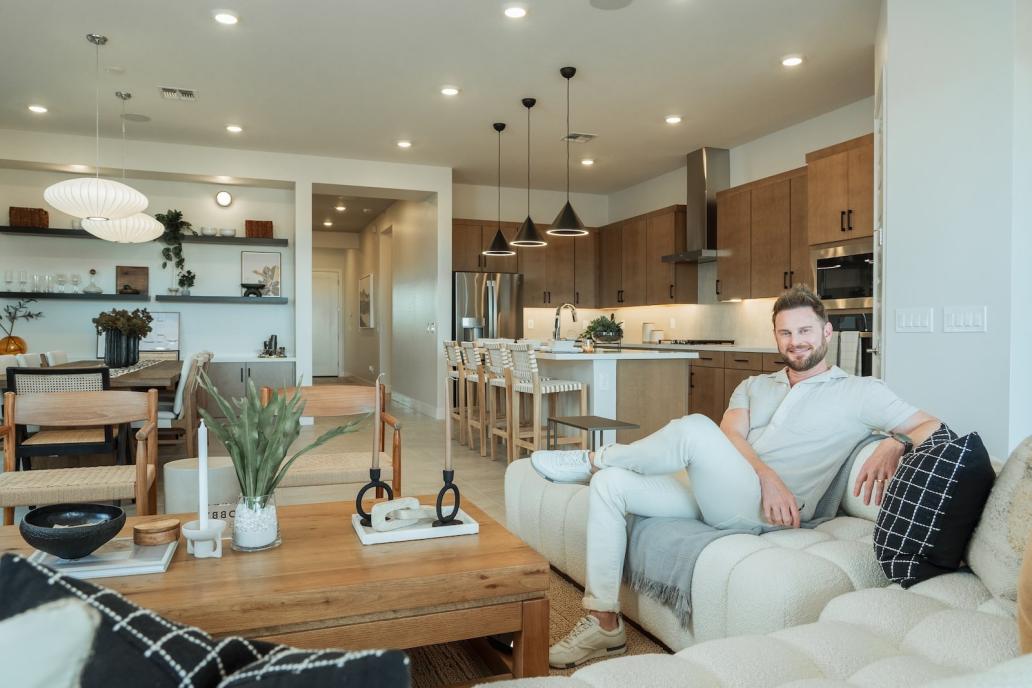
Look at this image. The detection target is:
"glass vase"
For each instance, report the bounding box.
[231,493,280,552]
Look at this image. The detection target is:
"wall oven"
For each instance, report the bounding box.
[811,238,874,311]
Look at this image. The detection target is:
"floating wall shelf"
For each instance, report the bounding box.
[154,295,288,305]
[0,291,150,302]
[0,226,288,247]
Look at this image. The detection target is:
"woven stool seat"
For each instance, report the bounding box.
[22,428,106,446]
[513,378,583,394]
[0,465,141,507]
[275,452,394,489]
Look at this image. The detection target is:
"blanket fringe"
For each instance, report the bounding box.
[624,571,693,630]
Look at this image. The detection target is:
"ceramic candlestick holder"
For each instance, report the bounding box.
[433,469,463,527]
[355,468,394,527]
[182,519,227,559]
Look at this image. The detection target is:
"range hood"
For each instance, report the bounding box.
[661,146,729,264]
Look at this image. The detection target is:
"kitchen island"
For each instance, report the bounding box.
[536,349,698,444]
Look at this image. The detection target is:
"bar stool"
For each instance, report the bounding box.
[443,341,466,445]
[483,343,512,461]
[460,342,489,455]
[509,345,588,461]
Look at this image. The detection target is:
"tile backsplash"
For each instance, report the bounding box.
[523,298,778,347]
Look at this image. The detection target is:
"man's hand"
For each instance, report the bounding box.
[853,437,906,506]
[758,469,800,528]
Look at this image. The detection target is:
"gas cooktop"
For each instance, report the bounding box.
[661,339,735,345]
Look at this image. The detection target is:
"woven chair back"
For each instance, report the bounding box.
[4,390,153,427]
[7,367,110,395]
[260,383,384,419]
[459,341,482,368]
[509,345,538,383]
[443,341,462,368]
[484,343,508,376]
[15,353,43,368]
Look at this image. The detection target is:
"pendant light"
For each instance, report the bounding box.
[44,34,148,222]
[81,91,163,243]
[510,98,547,247]
[483,123,515,257]
[549,66,587,236]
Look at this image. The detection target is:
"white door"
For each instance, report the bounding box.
[312,270,341,377]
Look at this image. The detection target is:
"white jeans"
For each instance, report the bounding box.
[582,413,764,613]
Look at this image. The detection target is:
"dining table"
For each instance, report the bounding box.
[0,359,183,393]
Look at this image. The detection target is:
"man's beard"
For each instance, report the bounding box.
[783,337,829,372]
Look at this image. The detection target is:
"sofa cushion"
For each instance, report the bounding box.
[966,435,1032,601]
[874,425,994,588]
[0,598,100,688]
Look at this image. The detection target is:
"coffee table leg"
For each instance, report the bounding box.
[512,597,549,677]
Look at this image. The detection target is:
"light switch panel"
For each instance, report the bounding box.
[895,307,934,333]
[669,317,677,329]
[943,306,988,332]
[528,319,534,329]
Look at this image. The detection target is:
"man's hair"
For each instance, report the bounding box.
[772,284,827,325]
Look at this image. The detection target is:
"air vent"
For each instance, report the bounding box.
[159,87,197,101]
[562,132,596,143]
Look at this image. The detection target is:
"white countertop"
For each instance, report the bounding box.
[537,349,699,361]
[620,343,780,354]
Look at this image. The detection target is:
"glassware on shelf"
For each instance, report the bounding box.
[3,270,13,292]
[70,273,82,294]
[44,274,54,293]
[31,273,41,292]
[55,273,67,293]
[83,269,103,295]
[17,270,28,291]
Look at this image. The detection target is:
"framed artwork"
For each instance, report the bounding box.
[97,312,180,358]
[241,251,282,296]
[359,273,374,328]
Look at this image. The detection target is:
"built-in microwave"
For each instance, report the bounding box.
[811,238,874,311]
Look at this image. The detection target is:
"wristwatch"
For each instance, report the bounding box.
[890,433,914,454]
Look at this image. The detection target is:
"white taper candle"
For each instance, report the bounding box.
[198,420,209,530]
[445,376,453,471]
[372,375,381,470]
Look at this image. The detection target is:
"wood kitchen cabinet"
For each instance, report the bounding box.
[688,365,725,424]
[452,220,485,272]
[620,216,646,306]
[545,234,576,306]
[574,228,598,308]
[715,189,751,301]
[789,175,810,288]
[519,236,549,306]
[806,134,874,245]
[599,223,623,307]
[747,168,809,298]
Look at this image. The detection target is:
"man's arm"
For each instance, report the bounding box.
[853,410,941,505]
[721,408,801,528]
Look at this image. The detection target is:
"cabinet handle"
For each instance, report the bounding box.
[840,210,847,232]
[239,368,243,382]
[689,371,695,389]
[618,289,624,303]
[575,291,580,304]
[733,358,749,363]
[669,284,674,299]
[715,279,721,295]
[783,271,789,289]
[789,270,794,284]
[847,209,854,231]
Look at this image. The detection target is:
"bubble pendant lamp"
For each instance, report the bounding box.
[510,98,547,247]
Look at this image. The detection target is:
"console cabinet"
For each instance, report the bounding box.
[204,360,297,417]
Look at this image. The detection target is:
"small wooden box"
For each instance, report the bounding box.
[116,266,149,295]
[9,207,49,228]
[245,220,274,239]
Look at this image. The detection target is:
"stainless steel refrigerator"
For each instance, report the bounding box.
[453,272,523,342]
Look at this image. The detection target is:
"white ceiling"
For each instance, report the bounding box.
[0,0,879,194]
[311,194,396,233]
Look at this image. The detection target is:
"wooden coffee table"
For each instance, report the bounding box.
[0,498,551,679]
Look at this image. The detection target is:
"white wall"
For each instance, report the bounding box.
[882,0,1027,457]
[608,166,687,224]
[453,183,608,227]
[0,128,452,416]
[0,168,294,359]
[1012,0,1032,450]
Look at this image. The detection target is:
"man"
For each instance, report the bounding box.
[530,285,942,669]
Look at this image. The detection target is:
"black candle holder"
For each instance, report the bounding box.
[355,468,393,527]
[433,469,463,527]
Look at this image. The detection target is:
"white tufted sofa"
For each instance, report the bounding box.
[496,437,1032,687]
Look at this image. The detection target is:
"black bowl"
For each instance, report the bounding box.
[19,504,126,560]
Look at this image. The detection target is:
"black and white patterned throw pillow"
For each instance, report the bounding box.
[873,424,995,588]
[218,647,410,687]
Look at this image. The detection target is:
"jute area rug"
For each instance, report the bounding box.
[408,569,670,687]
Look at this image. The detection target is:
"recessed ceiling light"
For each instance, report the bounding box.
[504,6,527,18]
[397,140,412,148]
[323,220,333,227]
[28,105,48,114]
[363,208,372,213]
[665,115,682,125]
[214,11,238,25]
[226,124,243,133]
[781,55,804,67]
[581,158,595,166]
[335,204,346,212]
[69,164,89,171]
[440,86,460,96]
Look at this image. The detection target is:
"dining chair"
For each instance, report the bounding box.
[0,389,159,525]
[443,341,466,445]
[483,342,513,461]
[0,354,17,377]
[42,351,68,366]
[6,367,114,471]
[460,342,489,455]
[15,353,43,367]
[143,352,213,457]
[259,381,401,497]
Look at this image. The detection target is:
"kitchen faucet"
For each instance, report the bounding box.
[553,303,578,340]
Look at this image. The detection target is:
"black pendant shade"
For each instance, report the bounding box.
[512,97,546,247]
[548,66,588,237]
[483,122,516,256]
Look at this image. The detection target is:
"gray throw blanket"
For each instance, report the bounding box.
[623,435,881,629]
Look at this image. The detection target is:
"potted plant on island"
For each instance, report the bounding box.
[93,308,153,368]
[0,299,43,354]
[197,372,364,551]
[581,313,624,344]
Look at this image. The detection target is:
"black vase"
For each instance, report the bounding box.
[104,330,140,368]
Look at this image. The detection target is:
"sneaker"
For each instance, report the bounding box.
[530,449,593,485]
[549,615,626,669]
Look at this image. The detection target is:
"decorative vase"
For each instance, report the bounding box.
[180,287,191,296]
[232,493,280,551]
[0,335,27,355]
[104,330,140,368]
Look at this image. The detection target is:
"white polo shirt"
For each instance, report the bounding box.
[728,366,917,521]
